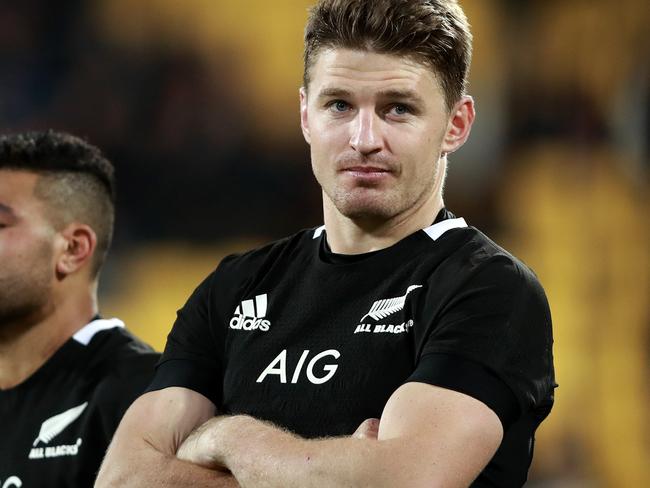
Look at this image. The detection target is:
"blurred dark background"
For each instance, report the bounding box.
[1,0,648,485]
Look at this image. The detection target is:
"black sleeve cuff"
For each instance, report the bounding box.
[406,352,520,430]
[145,358,222,408]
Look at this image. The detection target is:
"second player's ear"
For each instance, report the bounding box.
[441,95,475,155]
[299,87,311,144]
[55,223,97,279]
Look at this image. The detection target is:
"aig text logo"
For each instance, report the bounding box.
[256,349,340,385]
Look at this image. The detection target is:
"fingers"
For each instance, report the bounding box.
[352,418,380,440]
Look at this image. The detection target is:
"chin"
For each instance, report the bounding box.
[328,187,402,222]
[334,175,440,222]
[337,200,397,221]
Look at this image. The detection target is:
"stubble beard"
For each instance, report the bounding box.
[0,251,54,332]
[325,169,438,224]
[328,185,400,221]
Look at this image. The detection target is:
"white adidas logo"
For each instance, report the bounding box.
[360,285,423,322]
[229,294,271,332]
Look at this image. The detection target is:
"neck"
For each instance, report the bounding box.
[0,285,97,390]
[323,189,444,254]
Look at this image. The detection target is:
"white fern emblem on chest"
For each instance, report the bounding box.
[361,285,423,322]
[33,402,88,446]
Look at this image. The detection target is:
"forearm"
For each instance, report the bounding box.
[232,423,403,488]
[179,383,503,488]
[184,416,421,488]
[95,436,239,487]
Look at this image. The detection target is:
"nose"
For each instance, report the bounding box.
[349,109,383,155]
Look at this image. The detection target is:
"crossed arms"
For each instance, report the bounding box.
[95,381,503,487]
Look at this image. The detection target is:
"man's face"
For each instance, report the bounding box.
[301,48,454,223]
[0,170,56,327]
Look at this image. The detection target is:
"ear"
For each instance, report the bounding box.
[299,87,311,144]
[441,95,475,155]
[55,223,97,278]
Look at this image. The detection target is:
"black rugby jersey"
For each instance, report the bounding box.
[0,318,159,487]
[149,210,555,487]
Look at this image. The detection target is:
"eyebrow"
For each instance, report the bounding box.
[316,87,426,107]
[316,87,352,100]
[375,89,426,107]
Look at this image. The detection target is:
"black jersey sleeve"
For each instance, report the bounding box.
[407,256,554,429]
[146,270,224,407]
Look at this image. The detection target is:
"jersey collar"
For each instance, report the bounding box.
[72,318,125,346]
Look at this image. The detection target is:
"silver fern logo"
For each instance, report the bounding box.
[360,285,423,322]
[32,402,88,446]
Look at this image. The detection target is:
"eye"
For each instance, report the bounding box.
[328,100,350,113]
[389,104,411,116]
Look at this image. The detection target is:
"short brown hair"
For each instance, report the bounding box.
[303,0,472,110]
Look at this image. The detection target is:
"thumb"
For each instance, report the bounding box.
[353,418,380,440]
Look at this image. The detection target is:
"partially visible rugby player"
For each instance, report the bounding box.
[0,131,159,487]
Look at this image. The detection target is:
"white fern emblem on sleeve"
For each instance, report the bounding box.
[361,285,423,322]
[33,402,88,446]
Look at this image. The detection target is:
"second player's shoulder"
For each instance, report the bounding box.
[73,325,159,439]
[82,324,159,379]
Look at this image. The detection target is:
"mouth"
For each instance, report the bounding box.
[340,166,393,178]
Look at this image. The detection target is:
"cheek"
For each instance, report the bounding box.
[309,123,348,164]
[309,108,350,141]
[0,229,28,258]
[406,130,443,167]
[3,229,55,266]
[313,121,346,145]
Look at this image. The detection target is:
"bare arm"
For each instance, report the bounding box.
[95,387,238,487]
[177,382,503,488]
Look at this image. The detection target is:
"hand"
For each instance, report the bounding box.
[176,416,232,471]
[352,418,380,440]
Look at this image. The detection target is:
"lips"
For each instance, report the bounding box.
[339,165,394,184]
[342,166,391,174]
